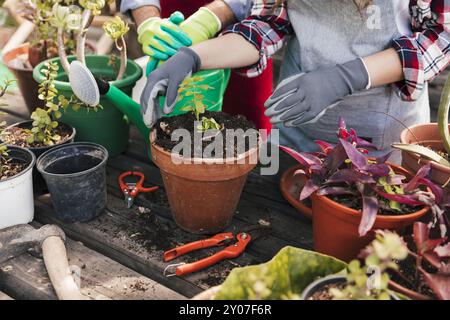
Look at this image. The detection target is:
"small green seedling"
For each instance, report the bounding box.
[331,231,408,300]
[103,16,130,80]
[25,62,76,146]
[178,75,220,132]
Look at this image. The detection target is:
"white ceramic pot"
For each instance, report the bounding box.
[0,146,35,229]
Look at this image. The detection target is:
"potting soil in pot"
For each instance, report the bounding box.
[153,111,258,157]
[0,159,26,180]
[1,125,73,148]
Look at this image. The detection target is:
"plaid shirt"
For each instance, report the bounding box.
[222,0,450,101]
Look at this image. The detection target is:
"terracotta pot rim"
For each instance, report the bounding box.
[400,123,450,174]
[150,130,260,164]
[2,43,32,72]
[279,164,313,220]
[311,163,429,222]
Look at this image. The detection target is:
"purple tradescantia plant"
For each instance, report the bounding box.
[281,118,447,237]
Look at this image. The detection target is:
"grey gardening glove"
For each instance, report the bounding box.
[140,47,201,127]
[265,58,369,126]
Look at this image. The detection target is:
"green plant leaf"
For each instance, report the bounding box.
[214,247,346,300]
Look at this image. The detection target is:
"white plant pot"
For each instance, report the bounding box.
[0,146,35,230]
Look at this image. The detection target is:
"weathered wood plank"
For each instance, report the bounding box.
[0,223,184,300]
[34,194,263,298]
[106,155,313,250]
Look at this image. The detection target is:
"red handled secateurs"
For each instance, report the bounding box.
[163,226,269,277]
[119,171,159,208]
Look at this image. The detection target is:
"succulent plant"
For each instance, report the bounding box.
[103,16,129,80]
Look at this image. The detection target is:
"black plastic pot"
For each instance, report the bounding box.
[1,120,76,194]
[301,275,400,300]
[36,142,108,223]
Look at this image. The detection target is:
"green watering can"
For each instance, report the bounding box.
[68,61,230,147]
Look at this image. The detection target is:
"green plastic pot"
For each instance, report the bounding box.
[33,55,142,156]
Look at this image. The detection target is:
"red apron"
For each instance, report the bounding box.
[160,1,272,131]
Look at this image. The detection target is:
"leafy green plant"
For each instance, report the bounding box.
[178,76,219,132]
[331,231,408,300]
[103,16,129,80]
[21,0,77,60]
[25,62,73,146]
[214,246,347,300]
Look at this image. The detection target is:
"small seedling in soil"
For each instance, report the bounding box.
[178,75,221,132]
[329,231,408,300]
[1,62,73,147]
[0,80,25,180]
[103,16,129,80]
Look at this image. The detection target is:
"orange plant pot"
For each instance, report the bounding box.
[400,123,450,190]
[150,131,259,234]
[311,164,429,262]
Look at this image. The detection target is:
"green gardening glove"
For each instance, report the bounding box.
[137,12,192,74]
[144,8,222,75]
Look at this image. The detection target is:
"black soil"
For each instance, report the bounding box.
[329,194,422,216]
[153,111,257,158]
[1,125,72,148]
[307,282,346,300]
[0,158,26,180]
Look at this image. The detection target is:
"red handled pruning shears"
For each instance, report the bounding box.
[119,171,159,208]
[163,225,270,277]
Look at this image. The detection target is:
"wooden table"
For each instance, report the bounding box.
[0,91,312,300]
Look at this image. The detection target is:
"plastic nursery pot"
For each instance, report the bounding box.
[0,146,36,229]
[33,55,143,157]
[2,43,40,114]
[1,120,76,195]
[150,131,259,234]
[400,123,450,190]
[279,164,313,220]
[36,142,108,223]
[301,275,400,300]
[311,164,429,262]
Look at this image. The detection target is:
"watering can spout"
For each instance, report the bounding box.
[106,86,151,145]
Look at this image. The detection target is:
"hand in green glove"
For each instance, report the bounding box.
[137,12,192,68]
[142,8,222,75]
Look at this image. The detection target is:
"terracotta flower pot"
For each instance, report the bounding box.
[150,131,259,234]
[2,43,40,114]
[400,123,450,189]
[279,164,313,220]
[311,164,429,262]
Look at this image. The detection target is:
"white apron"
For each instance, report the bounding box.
[277,0,430,162]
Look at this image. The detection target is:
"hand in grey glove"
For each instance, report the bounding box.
[140,47,201,127]
[265,58,369,126]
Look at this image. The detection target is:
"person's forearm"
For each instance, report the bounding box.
[362,48,403,88]
[205,0,237,28]
[191,33,259,70]
[132,5,160,27]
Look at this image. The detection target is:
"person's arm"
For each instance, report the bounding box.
[362,48,403,89]
[119,0,161,26]
[390,0,450,101]
[194,0,292,77]
[131,5,161,27]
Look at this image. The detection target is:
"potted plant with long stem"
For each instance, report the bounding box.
[1,61,76,193]
[0,79,36,229]
[151,75,260,234]
[33,3,142,156]
[1,0,77,113]
[279,118,443,261]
